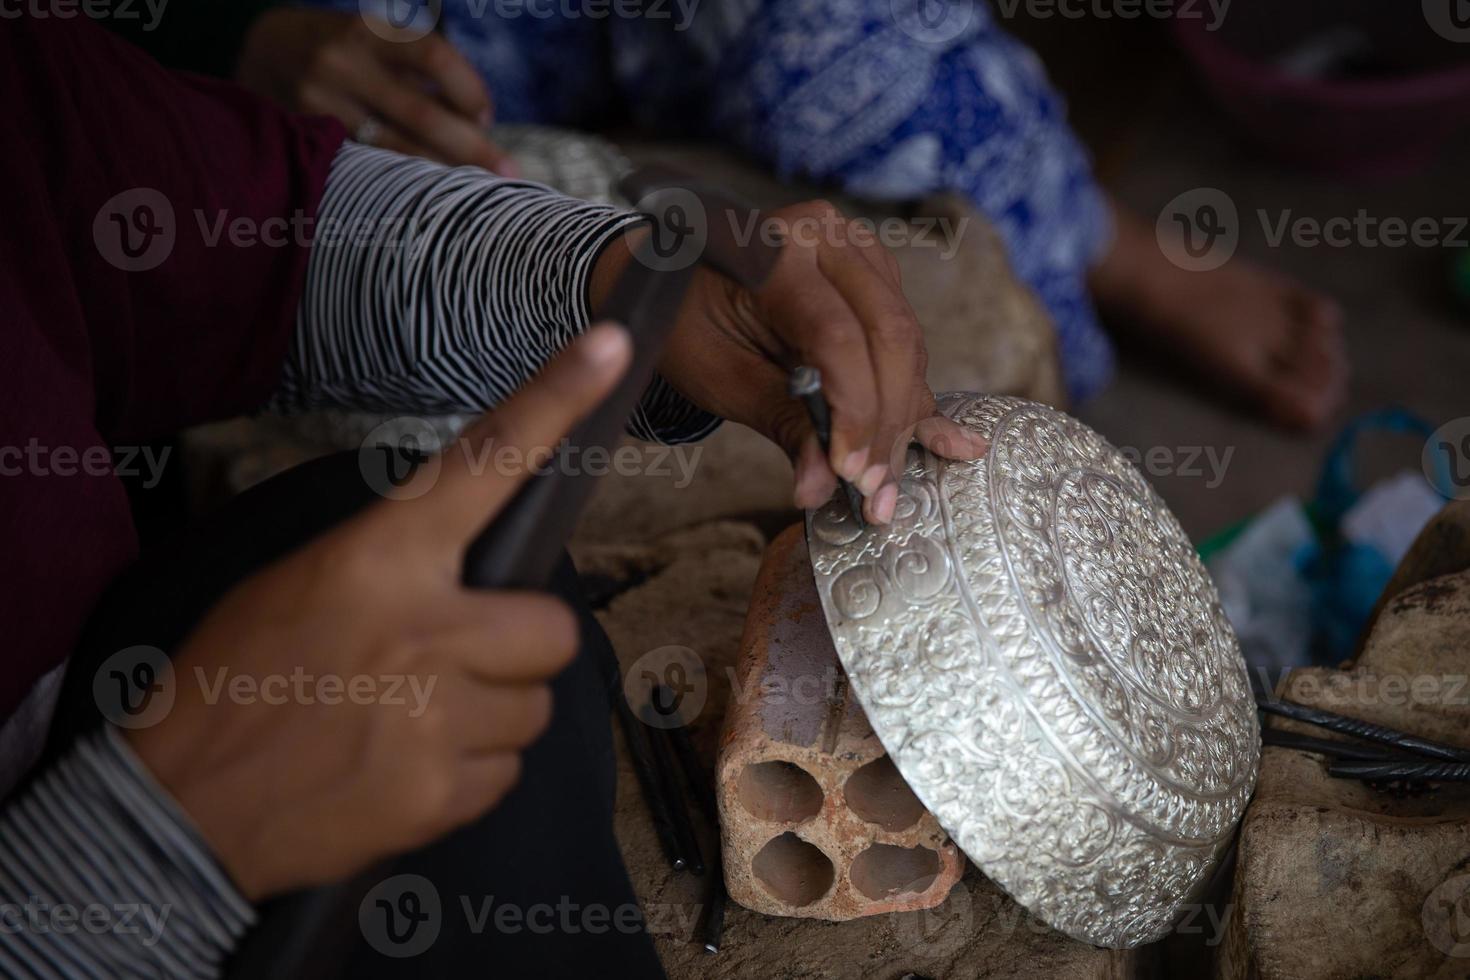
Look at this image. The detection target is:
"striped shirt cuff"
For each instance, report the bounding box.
[629,377,722,445]
[274,142,720,445]
[0,728,254,979]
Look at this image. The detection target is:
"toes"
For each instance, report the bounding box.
[1261,344,1347,433]
[1246,279,1346,429]
[1260,373,1340,432]
[1299,287,1345,334]
[1287,284,1346,353]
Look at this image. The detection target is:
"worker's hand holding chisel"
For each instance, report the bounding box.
[591,199,988,525]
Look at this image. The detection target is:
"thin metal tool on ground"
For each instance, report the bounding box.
[1328,759,1470,781]
[700,879,727,955]
[1258,697,1470,764]
[654,684,726,952]
[618,684,688,872]
[641,696,706,877]
[1258,696,1470,784]
[662,693,718,822]
[1260,727,1401,762]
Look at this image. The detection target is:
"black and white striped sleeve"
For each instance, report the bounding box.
[0,727,254,978]
[271,142,721,445]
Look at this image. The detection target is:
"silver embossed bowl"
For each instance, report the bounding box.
[806,394,1260,948]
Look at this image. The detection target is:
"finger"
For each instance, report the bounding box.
[867,481,899,526]
[425,682,554,753]
[370,125,449,164]
[1288,326,1337,392]
[375,31,489,124]
[384,324,632,551]
[1289,294,1348,389]
[441,752,522,827]
[915,415,988,461]
[767,275,879,482]
[298,81,447,164]
[297,82,369,132]
[334,47,508,171]
[821,246,925,486]
[860,412,984,525]
[656,313,841,510]
[431,592,580,682]
[1261,375,1336,432]
[372,32,519,176]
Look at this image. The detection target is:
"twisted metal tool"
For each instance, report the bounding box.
[1329,760,1470,781]
[1260,728,1403,762]
[1257,698,1470,764]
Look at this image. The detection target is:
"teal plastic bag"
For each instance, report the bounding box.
[1302,408,1436,663]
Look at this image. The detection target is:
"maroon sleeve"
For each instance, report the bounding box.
[2,14,346,440]
[0,16,344,722]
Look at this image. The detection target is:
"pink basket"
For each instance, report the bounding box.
[1171,13,1470,179]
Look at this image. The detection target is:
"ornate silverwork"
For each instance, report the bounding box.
[806,394,1260,948]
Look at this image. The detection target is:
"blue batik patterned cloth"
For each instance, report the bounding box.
[340,0,1117,402]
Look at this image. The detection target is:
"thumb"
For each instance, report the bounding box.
[385,323,632,551]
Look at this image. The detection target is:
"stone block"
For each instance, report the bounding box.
[1357,499,1470,658]
[1219,569,1470,979]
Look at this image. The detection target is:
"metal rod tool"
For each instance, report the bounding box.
[1328,759,1470,782]
[641,697,706,877]
[618,685,688,872]
[789,366,866,530]
[1257,697,1470,764]
[1260,728,1404,762]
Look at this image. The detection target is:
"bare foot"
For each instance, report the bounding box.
[1090,199,1348,432]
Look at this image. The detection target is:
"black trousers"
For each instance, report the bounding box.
[48,452,667,979]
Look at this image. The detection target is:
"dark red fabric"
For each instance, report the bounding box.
[0,16,346,719]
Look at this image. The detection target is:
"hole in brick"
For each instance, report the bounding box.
[843,755,924,831]
[751,832,834,908]
[849,844,940,901]
[737,760,823,823]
